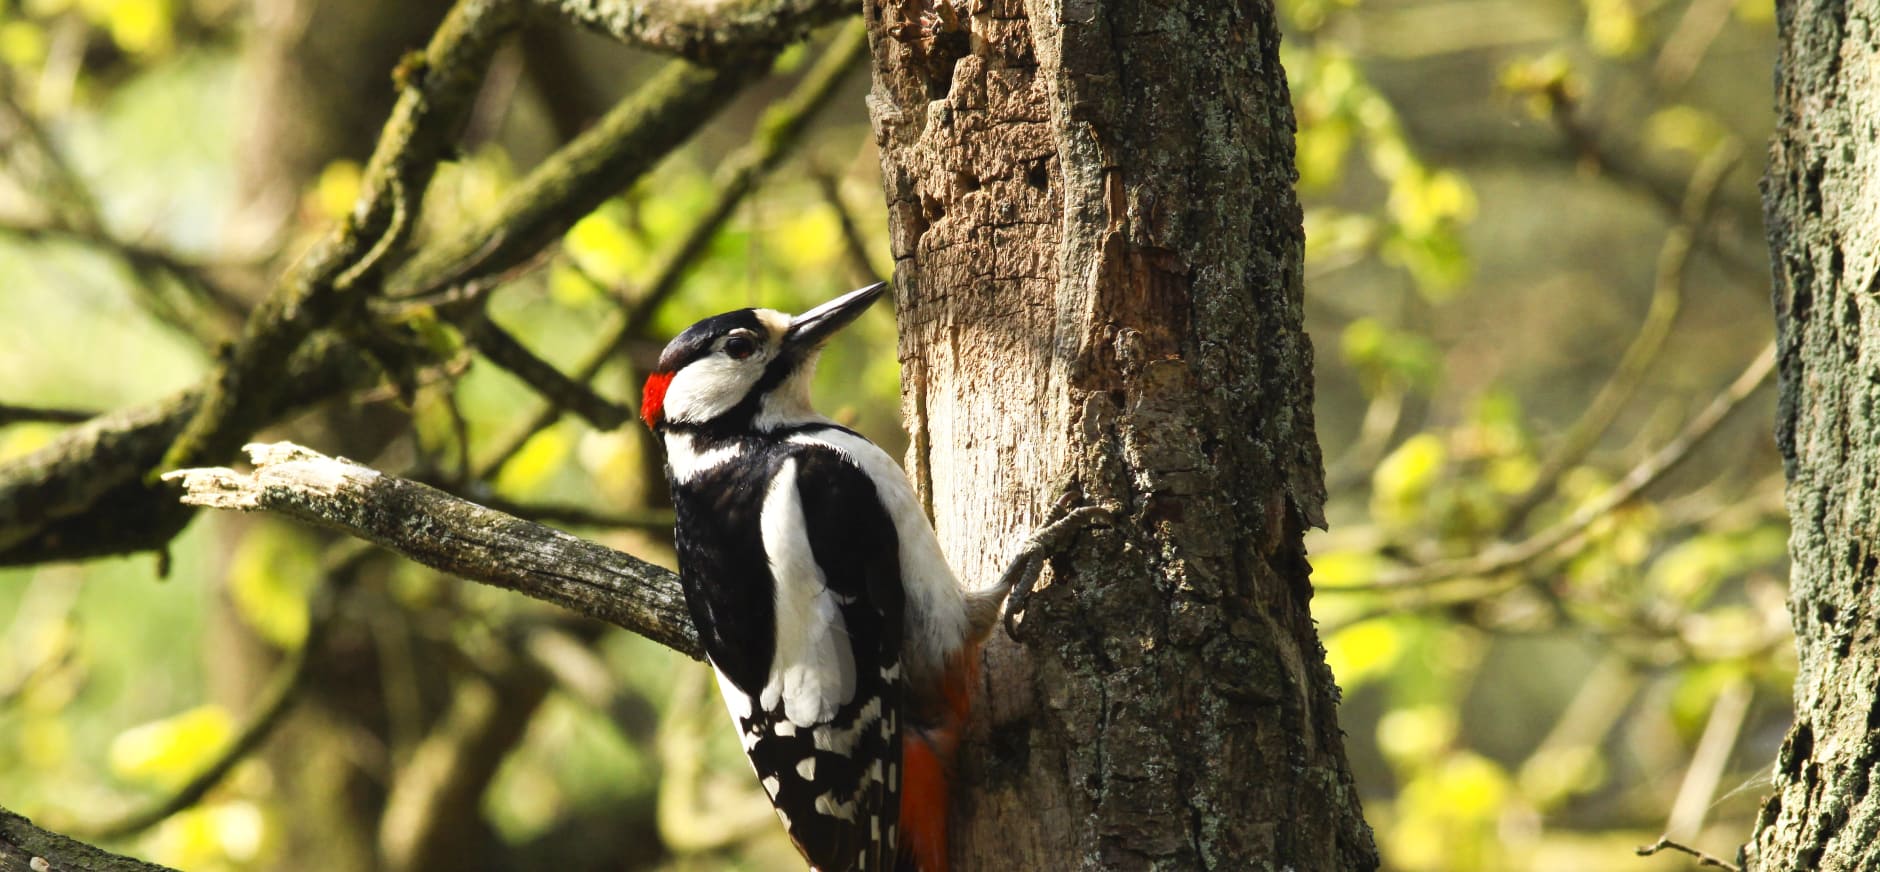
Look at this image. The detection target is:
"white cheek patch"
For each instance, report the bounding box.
[661,354,764,424]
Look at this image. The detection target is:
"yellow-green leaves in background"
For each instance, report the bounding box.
[1583,0,1642,57]
[108,703,233,788]
[147,800,269,872]
[1647,105,1731,158]
[309,160,362,224]
[1500,52,1579,121]
[1326,618,1406,691]
[1342,317,1441,395]
[565,202,644,288]
[1372,433,1446,529]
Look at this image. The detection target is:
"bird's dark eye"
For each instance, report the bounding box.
[724,336,757,360]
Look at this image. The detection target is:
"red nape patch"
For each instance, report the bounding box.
[641,371,674,428]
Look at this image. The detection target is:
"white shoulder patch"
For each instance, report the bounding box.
[663,432,742,483]
[760,457,858,726]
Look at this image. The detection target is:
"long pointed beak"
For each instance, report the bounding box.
[784,282,887,351]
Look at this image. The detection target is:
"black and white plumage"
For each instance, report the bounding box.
[643,285,980,872]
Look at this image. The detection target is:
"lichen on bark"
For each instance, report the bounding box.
[1745,2,1880,869]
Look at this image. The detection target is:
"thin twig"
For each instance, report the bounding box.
[1502,142,1741,531]
[0,88,242,345]
[461,313,633,430]
[1665,677,1753,841]
[1536,81,1763,279]
[1654,0,1738,90]
[1636,837,1741,871]
[1325,386,1406,493]
[0,402,97,426]
[1320,342,1776,592]
[71,552,365,841]
[813,165,885,287]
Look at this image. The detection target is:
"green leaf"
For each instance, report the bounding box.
[1341,317,1441,392]
[564,203,643,286]
[1327,618,1408,691]
[1646,105,1730,157]
[109,704,235,788]
[1584,0,1642,57]
[1372,433,1448,528]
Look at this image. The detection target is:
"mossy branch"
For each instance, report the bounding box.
[386,55,773,302]
[156,0,529,475]
[0,806,179,872]
[535,0,853,64]
[0,334,387,565]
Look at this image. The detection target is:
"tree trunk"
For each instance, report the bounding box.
[1744,3,1880,870]
[863,0,1376,868]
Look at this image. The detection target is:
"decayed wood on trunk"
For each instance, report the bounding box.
[862,0,1376,867]
[1745,2,1880,869]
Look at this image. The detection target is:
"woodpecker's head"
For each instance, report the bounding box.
[641,282,886,433]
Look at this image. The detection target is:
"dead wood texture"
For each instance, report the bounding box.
[863,0,1377,867]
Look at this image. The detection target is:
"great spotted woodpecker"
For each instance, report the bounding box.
[642,283,1000,872]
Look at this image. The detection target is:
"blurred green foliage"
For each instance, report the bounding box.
[1285,0,1787,869]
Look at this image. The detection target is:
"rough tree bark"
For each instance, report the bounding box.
[864,0,1376,868]
[1745,2,1880,870]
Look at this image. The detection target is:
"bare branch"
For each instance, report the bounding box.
[1636,837,1742,871]
[164,442,699,658]
[0,333,387,565]
[386,55,774,305]
[537,0,853,65]
[0,403,97,426]
[462,313,633,430]
[1321,342,1776,593]
[0,5,849,566]
[0,91,245,346]
[379,632,555,872]
[523,625,661,742]
[0,807,179,872]
[1503,142,1742,530]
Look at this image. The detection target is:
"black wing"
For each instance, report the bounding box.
[730,444,906,871]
